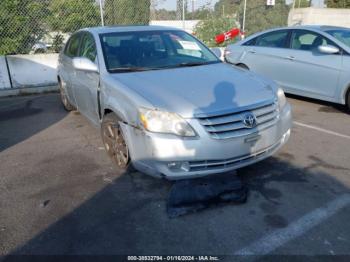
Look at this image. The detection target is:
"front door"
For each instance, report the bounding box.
[74,32,100,125]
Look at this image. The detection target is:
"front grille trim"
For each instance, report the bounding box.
[197,100,279,139]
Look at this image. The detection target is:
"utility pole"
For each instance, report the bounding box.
[242,0,247,34]
[99,0,104,26]
[182,0,185,29]
[192,0,195,19]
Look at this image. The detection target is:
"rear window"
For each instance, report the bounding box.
[65,34,81,57]
[255,31,289,48]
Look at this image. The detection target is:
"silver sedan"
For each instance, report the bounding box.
[225,26,350,111]
[57,26,292,180]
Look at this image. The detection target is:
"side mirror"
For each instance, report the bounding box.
[211,47,224,60]
[72,57,99,73]
[318,45,340,55]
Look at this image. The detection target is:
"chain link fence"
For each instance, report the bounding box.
[0,0,345,55]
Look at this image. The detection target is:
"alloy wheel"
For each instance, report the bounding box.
[102,121,129,169]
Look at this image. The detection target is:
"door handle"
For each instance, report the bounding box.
[248,49,256,54]
[285,56,295,61]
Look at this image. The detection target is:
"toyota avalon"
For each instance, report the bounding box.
[57,26,292,180]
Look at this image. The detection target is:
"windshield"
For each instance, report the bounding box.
[99,30,220,73]
[325,29,350,48]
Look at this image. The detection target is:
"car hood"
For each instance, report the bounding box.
[111,63,276,118]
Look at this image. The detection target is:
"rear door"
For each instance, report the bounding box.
[74,32,100,125]
[280,29,342,98]
[240,30,293,87]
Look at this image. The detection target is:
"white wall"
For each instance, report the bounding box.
[6,54,58,88]
[0,57,11,89]
[289,8,350,27]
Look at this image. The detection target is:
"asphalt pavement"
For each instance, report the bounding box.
[0,93,349,259]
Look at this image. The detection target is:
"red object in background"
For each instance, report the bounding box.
[215,28,241,44]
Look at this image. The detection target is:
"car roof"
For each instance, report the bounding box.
[259,25,349,33]
[80,25,181,34]
[240,25,350,43]
[290,25,349,31]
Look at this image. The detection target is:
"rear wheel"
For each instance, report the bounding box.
[101,113,130,170]
[346,89,350,112]
[59,81,75,111]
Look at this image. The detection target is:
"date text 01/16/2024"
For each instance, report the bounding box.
[127,256,220,261]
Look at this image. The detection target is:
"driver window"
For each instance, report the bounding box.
[79,33,97,62]
[291,30,331,51]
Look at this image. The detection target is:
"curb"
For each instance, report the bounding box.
[0,85,59,97]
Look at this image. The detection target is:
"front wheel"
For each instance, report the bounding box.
[59,81,75,111]
[347,89,350,112]
[101,113,130,170]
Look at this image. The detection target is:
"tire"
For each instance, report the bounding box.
[59,81,75,111]
[237,64,249,70]
[101,113,130,171]
[346,89,350,112]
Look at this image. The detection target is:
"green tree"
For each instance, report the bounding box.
[0,0,48,55]
[194,17,239,47]
[214,0,240,17]
[105,0,151,25]
[48,0,100,33]
[153,9,177,20]
[327,0,350,8]
[190,4,212,20]
[238,0,290,36]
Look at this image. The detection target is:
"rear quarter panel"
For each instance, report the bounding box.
[225,45,247,65]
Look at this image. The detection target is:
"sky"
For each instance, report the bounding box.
[156,0,325,10]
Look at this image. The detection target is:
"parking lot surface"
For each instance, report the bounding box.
[0,93,350,258]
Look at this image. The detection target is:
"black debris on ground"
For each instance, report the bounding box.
[167,172,248,218]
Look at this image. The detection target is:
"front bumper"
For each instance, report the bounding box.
[121,104,292,180]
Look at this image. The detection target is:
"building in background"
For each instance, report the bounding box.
[289,7,350,27]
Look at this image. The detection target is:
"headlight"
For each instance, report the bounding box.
[139,108,196,137]
[277,88,287,110]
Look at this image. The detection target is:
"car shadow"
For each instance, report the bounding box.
[286,93,348,114]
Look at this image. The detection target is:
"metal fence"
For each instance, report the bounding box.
[0,0,342,55]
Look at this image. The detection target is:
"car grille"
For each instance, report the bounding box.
[197,101,279,139]
[188,140,281,172]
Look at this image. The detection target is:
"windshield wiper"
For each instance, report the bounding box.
[164,61,219,69]
[177,62,209,67]
[108,67,159,73]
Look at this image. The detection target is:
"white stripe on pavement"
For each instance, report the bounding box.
[294,121,350,140]
[235,194,350,255]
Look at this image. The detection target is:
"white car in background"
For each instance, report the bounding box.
[225,26,350,111]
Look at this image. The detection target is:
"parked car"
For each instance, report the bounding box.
[225,26,350,110]
[57,26,292,180]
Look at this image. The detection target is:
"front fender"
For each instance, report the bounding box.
[100,76,154,126]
